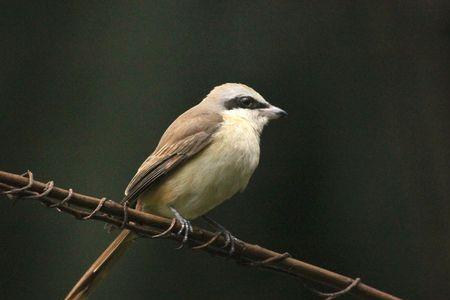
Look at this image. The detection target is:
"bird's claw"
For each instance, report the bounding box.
[175,218,193,249]
[219,229,237,256]
[202,216,238,256]
[170,206,192,249]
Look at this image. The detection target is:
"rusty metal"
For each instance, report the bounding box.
[82,197,107,220]
[247,252,292,267]
[48,188,74,211]
[0,170,402,300]
[0,171,34,197]
[305,277,362,300]
[150,218,177,238]
[191,231,222,250]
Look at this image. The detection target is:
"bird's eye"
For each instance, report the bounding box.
[239,96,253,108]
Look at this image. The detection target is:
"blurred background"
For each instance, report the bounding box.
[1,2,449,299]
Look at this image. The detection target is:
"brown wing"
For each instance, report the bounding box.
[122,108,222,205]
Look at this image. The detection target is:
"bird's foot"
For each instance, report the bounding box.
[219,228,237,256]
[170,206,193,249]
[202,216,238,256]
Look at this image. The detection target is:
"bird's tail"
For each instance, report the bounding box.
[65,229,135,300]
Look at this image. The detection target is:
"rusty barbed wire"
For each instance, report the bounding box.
[0,170,401,300]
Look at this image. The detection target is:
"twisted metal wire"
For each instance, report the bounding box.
[1,170,362,300]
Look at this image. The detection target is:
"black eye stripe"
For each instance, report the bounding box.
[224,96,269,110]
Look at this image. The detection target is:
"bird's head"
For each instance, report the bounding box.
[201,83,287,132]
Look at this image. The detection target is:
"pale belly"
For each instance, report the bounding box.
[139,117,260,219]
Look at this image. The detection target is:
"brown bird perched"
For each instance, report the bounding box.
[66,83,287,299]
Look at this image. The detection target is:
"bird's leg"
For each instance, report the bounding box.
[202,216,238,256]
[169,206,193,249]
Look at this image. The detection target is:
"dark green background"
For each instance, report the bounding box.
[1,2,449,299]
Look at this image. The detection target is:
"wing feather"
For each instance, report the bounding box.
[122,109,222,205]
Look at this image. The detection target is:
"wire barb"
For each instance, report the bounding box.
[120,200,130,229]
[191,231,222,250]
[247,252,292,267]
[150,218,177,238]
[303,277,361,300]
[0,171,34,198]
[245,250,360,300]
[48,188,74,211]
[82,197,107,220]
[23,180,54,199]
[0,171,56,206]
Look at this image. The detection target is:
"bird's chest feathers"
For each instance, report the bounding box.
[176,115,261,214]
[211,115,261,183]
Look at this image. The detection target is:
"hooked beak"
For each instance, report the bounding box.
[264,105,288,119]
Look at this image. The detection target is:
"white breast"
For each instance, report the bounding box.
[156,113,261,219]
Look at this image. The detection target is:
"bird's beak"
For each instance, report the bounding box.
[264,105,288,119]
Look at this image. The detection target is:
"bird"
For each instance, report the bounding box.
[65,83,287,299]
